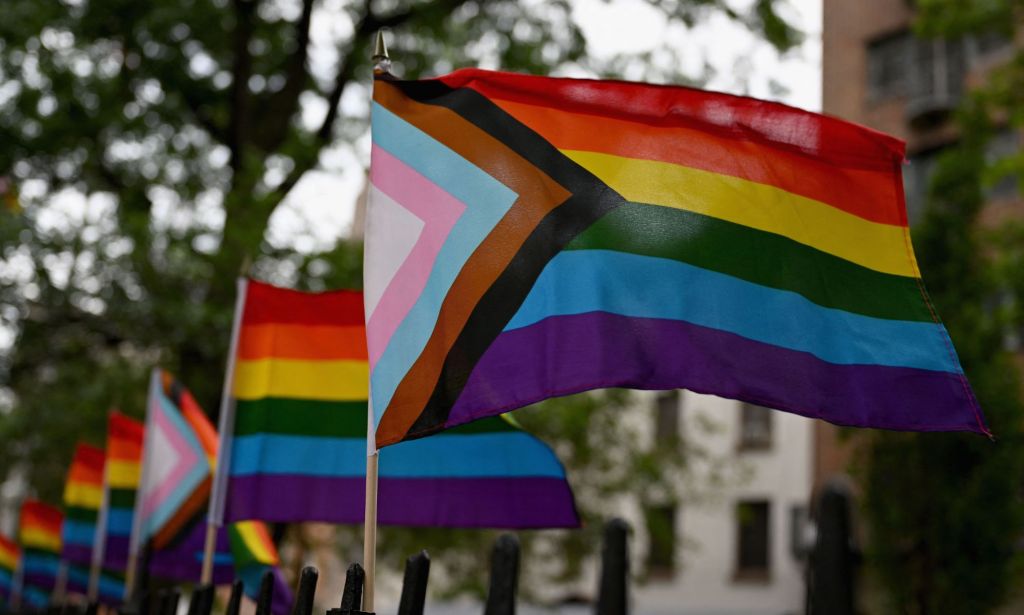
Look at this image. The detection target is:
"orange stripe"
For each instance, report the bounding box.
[67,466,104,486]
[237,323,368,361]
[489,98,906,227]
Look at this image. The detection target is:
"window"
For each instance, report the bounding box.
[867,31,911,101]
[906,37,966,127]
[735,500,771,581]
[738,403,773,450]
[902,146,946,223]
[968,31,1013,66]
[654,391,680,447]
[645,504,677,577]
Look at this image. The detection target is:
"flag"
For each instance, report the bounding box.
[61,443,105,566]
[101,411,144,571]
[364,69,987,448]
[64,565,125,604]
[0,534,18,603]
[216,279,578,528]
[130,370,294,613]
[18,500,62,593]
[135,370,215,549]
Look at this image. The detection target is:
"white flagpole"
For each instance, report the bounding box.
[202,276,250,584]
[363,31,391,613]
[124,369,160,598]
[89,415,112,602]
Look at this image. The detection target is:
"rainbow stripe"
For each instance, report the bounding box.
[102,411,144,571]
[364,69,985,447]
[0,535,18,602]
[62,442,105,566]
[19,500,62,594]
[223,281,578,528]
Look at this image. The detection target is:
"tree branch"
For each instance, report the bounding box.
[252,0,315,153]
[228,0,257,180]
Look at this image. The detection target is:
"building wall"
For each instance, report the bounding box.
[633,391,813,615]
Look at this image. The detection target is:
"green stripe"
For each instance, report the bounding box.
[234,398,521,438]
[235,398,367,438]
[443,415,521,435]
[64,507,97,523]
[567,201,932,322]
[108,489,135,509]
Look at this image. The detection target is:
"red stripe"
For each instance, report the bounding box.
[107,411,144,461]
[435,68,907,225]
[242,280,364,326]
[20,501,63,533]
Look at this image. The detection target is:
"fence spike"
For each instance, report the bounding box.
[397,551,430,615]
[225,580,244,615]
[341,563,365,612]
[483,534,520,615]
[160,588,181,615]
[595,518,630,615]
[290,566,319,615]
[255,570,276,615]
[186,584,214,615]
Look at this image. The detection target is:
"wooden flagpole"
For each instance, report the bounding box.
[202,275,250,584]
[89,413,112,602]
[362,30,391,614]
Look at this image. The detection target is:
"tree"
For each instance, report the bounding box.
[0,0,799,594]
[856,3,1024,612]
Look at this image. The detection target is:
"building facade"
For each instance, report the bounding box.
[629,391,814,615]
[817,0,1020,492]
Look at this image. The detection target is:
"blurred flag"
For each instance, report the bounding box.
[212,279,578,528]
[0,534,19,603]
[130,370,292,613]
[365,69,986,447]
[61,443,105,566]
[18,500,62,594]
[98,412,144,572]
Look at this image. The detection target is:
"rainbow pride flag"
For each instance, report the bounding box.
[218,280,578,528]
[364,69,986,448]
[101,411,144,572]
[19,500,62,593]
[61,443,105,566]
[0,534,19,603]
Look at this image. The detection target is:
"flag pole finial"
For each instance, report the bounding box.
[372,29,391,74]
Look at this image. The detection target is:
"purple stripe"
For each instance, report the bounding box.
[62,544,93,567]
[449,312,984,433]
[23,573,56,591]
[103,535,129,571]
[149,522,234,584]
[226,475,580,528]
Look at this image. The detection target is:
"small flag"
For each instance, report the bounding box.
[61,443,105,566]
[18,500,62,593]
[101,412,144,572]
[364,69,986,448]
[217,280,578,528]
[0,534,19,603]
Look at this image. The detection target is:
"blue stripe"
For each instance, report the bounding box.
[0,569,12,588]
[506,250,958,373]
[22,586,49,608]
[369,102,519,425]
[66,566,124,599]
[106,507,134,536]
[141,390,211,540]
[61,519,96,546]
[22,552,59,576]
[230,432,566,479]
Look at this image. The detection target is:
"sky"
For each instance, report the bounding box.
[264,0,823,253]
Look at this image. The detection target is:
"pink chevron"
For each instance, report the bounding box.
[366,144,465,367]
[140,401,201,519]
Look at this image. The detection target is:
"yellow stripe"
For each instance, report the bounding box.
[0,549,17,571]
[232,358,369,401]
[106,460,141,488]
[234,521,278,565]
[563,150,917,277]
[20,528,60,552]
[63,483,103,509]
